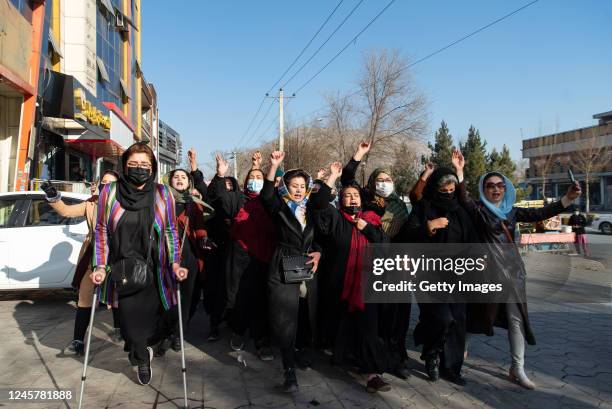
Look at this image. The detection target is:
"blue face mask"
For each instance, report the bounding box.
[246,179,264,193]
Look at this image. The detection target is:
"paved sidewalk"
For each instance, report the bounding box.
[0,254,610,409]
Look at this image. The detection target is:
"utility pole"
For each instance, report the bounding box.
[266,89,295,153]
[279,89,284,152]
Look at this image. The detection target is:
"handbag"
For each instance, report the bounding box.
[111,222,155,296]
[281,254,314,284]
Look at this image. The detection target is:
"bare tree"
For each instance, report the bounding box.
[532,133,559,199]
[324,92,358,164]
[356,49,427,183]
[571,130,612,212]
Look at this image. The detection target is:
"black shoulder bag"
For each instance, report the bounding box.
[281,253,314,284]
[111,222,155,296]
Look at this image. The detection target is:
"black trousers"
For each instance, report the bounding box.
[414,303,466,374]
[202,246,227,327]
[379,303,412,367]
[226,245,270,348]
[118,278,162,364]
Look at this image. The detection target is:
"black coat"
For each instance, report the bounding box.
[458,181,568,344]
[259,179,320,349]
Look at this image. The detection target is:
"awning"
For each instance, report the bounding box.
[64,138,124,158]
[48,32,63,58]
[100,0,115,16]
[96,56,110,83]
[119,78,130,99]
[134,59,142,77]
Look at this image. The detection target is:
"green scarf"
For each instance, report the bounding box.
[162,170,215,218]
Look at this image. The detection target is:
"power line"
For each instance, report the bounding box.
[267,0,345,93]
[242,99,276,148]
[290,0,540,124]
[234,95,266,149]
[293,0,396,95]
[281,0,366,89]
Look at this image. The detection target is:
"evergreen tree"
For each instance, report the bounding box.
[460,125,488,198]
[427,120,454,168]
[487,145,517,183]
[392,144,419,196]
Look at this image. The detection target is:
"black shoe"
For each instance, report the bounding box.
[207,326,220,342]
[425,358,440,382]
[283,368,298,393]
[128,351,138,366]
[366,375,391,393]
[230,333,245,351]
[137,347,153,385]
[441,369,466,386]
[257,347,275,361]
[295,349,312,370]
[154,338,170,357]
[393,364,411,380]
[111,328,123,343]
[171,335,182,352]
[64,340,85,356]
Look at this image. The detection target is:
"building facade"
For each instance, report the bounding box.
[158,120,182,176]
[0,0,46,192]
[522,111,612,211]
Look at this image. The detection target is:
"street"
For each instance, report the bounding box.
[0,247,610,409]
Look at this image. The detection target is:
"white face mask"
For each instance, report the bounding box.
[375,181,394,198]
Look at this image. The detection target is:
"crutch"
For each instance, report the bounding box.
[176,221,190,409]
[78,283,99,409]
[176,281,189,409]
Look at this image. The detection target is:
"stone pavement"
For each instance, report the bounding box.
[0,253,610,409]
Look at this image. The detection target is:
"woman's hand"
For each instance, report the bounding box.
[451,149,465,181]
[306,252,322,273]
[251,150,262,169]
[173,263,188,281]
[215,153,229,177]
[354,141,371,161]
[90,267,106,285]
[188,148,198,172]
[421,163,434,181]
[270,151,285,167]
[352,217,368,231]
[427,217,449,236]
[565,181,582,201]
[316,167,328,180]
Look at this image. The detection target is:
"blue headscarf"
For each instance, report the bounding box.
[278,169,313,231]
[479,172,516,220]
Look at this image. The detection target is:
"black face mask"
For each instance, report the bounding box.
[126,167,151,185]
[433,191,455,207]
[342,205,362,215]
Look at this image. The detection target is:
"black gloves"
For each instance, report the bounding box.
[40,181,61,203]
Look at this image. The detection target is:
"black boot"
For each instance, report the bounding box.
[283,368,298,393]
[441,369,466,386]
[425,358,440,382]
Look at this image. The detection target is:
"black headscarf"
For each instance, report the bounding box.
[116,145,158,211]
[422,167,460,212]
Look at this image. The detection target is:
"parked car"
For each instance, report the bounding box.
[0,191,90,290]
[591,214,612,235]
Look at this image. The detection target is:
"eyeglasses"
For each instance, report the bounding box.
[126,161,152,170]
[485,182,506,190]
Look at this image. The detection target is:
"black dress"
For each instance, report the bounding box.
[309,183,392,375]
[259,179,319,370]
[398,193,477,375]
[112,209,162,364]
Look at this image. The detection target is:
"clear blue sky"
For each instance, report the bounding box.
[140,0,612,167]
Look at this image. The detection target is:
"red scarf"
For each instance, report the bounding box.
[340,209,382,311]
[230,196,276,262]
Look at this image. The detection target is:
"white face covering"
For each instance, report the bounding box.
[375,181,394,198]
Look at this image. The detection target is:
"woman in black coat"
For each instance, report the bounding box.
[259,151,322,393]
[397,167,478,386]
[309,161,394,393]
[452,150,581,390]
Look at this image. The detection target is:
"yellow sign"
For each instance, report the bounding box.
[74,88,111,130]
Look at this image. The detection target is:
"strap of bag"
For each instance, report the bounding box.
[145,220,156,266]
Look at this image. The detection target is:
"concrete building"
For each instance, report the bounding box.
[158,120,182,176]
[18,0,148,190]
[0,1,46,192]
[522,111,612,211]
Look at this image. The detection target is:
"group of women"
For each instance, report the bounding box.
[41,139,581,392]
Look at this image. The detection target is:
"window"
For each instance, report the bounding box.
[0,197,19,228]
[25,198,86,227]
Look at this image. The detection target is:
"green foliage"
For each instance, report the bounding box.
[392,144,419,196]
[460,125,488,198]
[487,145,517,183]
[427,121,454,168]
